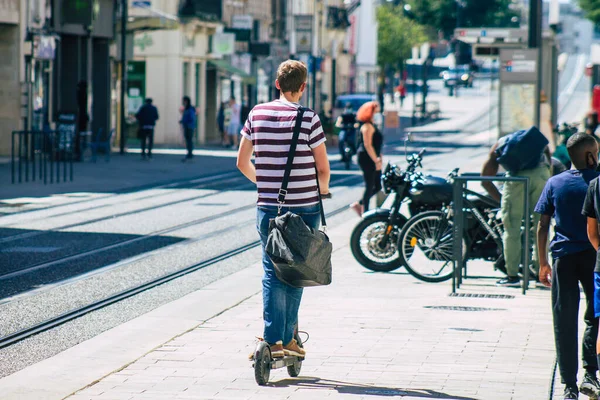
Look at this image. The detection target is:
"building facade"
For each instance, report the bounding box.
[127,0,220,146]
[0,0,22,156]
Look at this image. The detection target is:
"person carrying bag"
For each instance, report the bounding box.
[236,60,331,359]
[265,107,333,288]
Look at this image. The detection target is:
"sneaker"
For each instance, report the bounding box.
[284,339,306,358]
[580,372,600,399]
[564,385,579,399]
[269,341,285,359]
[496,276,520,287]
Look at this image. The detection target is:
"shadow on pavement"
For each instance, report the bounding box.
[269,377,477,399]
[0,228,185,299]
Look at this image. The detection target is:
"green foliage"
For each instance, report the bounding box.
[405,0,519,38]
[376,5,428,68]
[578,0,600,25]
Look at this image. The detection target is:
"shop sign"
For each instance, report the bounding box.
[132,0,151,7]
[213,33,235,55]
[294,15,313,54]
[232,15,252,30]
[134,33,153,51]
[33,36,56,60]
[232,53,252,75]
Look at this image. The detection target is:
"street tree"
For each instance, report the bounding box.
[578,0,600,25]
[404,0,519,38]
[377,5,428,69]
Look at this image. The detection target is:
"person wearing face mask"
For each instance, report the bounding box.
[536,133,600,400]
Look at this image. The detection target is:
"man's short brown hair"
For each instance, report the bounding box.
[276,60,307,93]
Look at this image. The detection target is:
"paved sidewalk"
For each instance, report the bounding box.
[58,215,555,400]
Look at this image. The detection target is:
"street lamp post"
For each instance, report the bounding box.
[529,0,542,128]
[119,0,128,155]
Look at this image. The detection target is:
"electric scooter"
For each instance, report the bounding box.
[251,329,306,385]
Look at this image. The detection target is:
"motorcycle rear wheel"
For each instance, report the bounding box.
[399,211,465,283]
[350,211,407,272]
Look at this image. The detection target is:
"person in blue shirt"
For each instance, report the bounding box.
[180,96,197,162]
[536,133,600,400]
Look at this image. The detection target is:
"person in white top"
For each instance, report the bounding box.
[227,97,242,148]
[540,90,556,153]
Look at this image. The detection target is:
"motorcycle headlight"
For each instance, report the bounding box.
[461,74,469,81]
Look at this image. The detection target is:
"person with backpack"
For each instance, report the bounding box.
[236,60,331,358]
[536,133,600,400]
[180,96,196,162]
[135,98,159,160]
[481,126,552,287]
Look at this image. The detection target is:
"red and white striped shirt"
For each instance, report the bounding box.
[241,99,326,207]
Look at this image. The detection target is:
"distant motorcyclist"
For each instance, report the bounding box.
[336,103,357,162]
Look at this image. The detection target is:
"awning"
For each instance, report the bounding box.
[208,59,256,85]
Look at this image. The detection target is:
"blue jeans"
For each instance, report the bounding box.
[256,204,322,345]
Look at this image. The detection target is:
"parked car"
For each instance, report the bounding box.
[440,66,474,88]
[333,93,377,121]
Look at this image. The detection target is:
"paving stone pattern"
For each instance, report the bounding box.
[69,220,557,400]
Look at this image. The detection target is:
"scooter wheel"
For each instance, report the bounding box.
[287,331,304,377]
[287,360,302,377]
[254,341,271,386]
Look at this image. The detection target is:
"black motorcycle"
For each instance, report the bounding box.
[396,179,505,282]
[350,149,455,272]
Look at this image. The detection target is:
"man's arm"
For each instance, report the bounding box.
[312,143,331,195]
[236,137,256,183]
[588,217,600,251]
[537,214,552,287]
[481,143,501,202]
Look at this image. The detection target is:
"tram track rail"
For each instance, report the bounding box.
[0,174,251,244]
[0,203,351,350]
[0,170,243,232]
[0,174,363,282]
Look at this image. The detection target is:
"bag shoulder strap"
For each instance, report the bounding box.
[277,107,327,229]
[278,107,306,205]
[595,178,600,226]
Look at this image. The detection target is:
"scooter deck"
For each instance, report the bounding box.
[271,355,305,369]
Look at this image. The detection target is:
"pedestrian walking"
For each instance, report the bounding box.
[481,127,551,287]
[540,91,556,153]
[217,102,226,146]
[180,96,196,162]
[236,60,331,359]
[226,97,241,148]
[350,101,383,216]
[536,133,600,400]
[396,81,407,108]
[135,98,159,160]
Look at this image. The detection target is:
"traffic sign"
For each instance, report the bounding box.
[500,49,537,83]
[454,28,527,44]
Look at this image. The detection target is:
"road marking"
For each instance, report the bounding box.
[559,54,586,106]
[2,246,60,253]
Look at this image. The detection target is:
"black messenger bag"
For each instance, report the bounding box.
[265,107,333,288]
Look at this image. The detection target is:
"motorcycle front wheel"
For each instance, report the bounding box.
[350,211,407,272]
[398,211,465,283]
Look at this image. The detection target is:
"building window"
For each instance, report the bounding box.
[195,62,201,108]
[183,61,190,97]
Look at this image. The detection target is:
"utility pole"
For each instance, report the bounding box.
[529,0,542,128]
[119,0,128,155]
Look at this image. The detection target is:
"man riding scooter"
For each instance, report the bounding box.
[336,103,357,169]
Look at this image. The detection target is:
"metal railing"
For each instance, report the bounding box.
[452,174,531,295]
[11,130,74,184]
